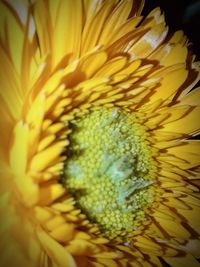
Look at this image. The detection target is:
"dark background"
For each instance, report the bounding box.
[143,0,200,60]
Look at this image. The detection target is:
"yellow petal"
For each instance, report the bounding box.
[38,134,56,152]
[39,183,65,206]
[150,43,187,66]
[170,30,187,44]
[179,87,200,106]
[184,239,200,257]
[45,215,66,231]
[162,106,200,134]
[163,254,200,267]
[96,258,119,267]
[51,202,74,213]
[156,217,190,239]
[10,121,29,174]
[159,105,191,124]
[30,140,68,172]
[110,16,142,44]
[177,62,200,99]
[181,194,200,207]
[0,104,14,159]
[117,59,141,76]
[50,223,75,243]
[0,46,21,120]
[129,22,168,58]
[165,198,190,210]
[94,56,128,77]
[98,0,133,45]
[167,141,200,169]
[134,236,162,253]
[150,66,188,102]
[26,93,46,154]
[66,239,99,256]
[0,1,24,74]
[13,173,38,207]
[37,229,77,267]
[80,51,107,78]
[176,207,200,234]
[146,113,169,129]
[82,1,115,54]
[34,206,53,223]
[94,251,123,259]
[52,0,82,65]
[148,255,163,267]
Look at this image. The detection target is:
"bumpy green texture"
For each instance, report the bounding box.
[64,108,156,239]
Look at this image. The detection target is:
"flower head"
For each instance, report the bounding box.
[0,1,200,267]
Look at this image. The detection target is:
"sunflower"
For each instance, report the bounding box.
[0,0,200,266]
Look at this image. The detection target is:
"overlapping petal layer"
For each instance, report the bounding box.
[0,1,200,267]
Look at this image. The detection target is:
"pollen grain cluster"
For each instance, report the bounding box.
[64,108,156,239]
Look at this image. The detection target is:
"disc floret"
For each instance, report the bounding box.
[64,108,156,239]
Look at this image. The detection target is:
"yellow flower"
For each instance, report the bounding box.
[0,1,200,267]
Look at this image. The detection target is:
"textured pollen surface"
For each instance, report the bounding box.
[64,108,156,239]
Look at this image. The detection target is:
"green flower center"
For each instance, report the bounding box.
[63,108,156,240]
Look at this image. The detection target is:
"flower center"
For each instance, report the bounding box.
[63,108,156,240]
